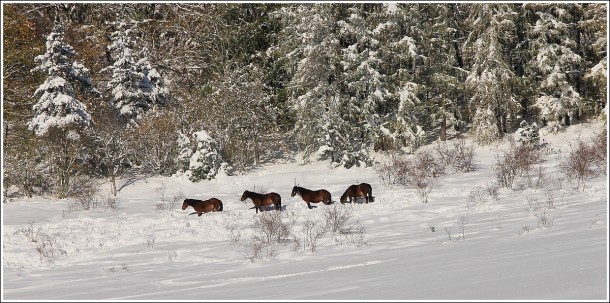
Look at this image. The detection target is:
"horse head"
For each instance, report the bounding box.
[290,186,298,197]
[182,199,190,210]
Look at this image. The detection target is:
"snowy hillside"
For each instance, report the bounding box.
[2,122,608,300]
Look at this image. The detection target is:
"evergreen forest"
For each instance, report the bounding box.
[2,3,607,199]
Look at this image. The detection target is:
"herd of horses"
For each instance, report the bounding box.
[181,183,374,216]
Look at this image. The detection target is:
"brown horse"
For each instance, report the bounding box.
[291,186,332,209]
[240,190,282,213]
[340,183,373,204]
[182,198,223,216]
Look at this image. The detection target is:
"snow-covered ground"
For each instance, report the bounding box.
[2,122,608,300]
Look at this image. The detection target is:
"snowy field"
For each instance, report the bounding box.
[2,122,608,301]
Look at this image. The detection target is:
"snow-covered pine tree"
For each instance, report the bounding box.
[464,4,520,144]
[416,4,465,142]
[293,81,346,165]
[29,20,97,137]
[137,47,169,109]
[337,4,401,166]
[580,3,607,117]
[102,21,169,126]
[394,82,425,152]
[471,107,500,144]
[274,4,348,165]
[526,4,582,133]
[515,120,540,146]
[199,64,275,170]
[177,130,228,182]
[28,19,100,198]
[370,3,424,151]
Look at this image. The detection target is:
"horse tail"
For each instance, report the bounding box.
[219,200,223,212]
[368,184,373,199]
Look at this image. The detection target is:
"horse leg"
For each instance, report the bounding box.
[307,201,312,209]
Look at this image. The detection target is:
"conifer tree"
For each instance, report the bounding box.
[339,5,387,151]
[374,3,423,151]
[580,3,607,116]
[29,20,97,137]
[464,4,520,144]
[274,4,347,164]
[177,130,228,182]
[417,4,465,142]
[102,21,169,126]
[526,4,582,133]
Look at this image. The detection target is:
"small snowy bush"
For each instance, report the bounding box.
[435,138,477,173]
[376,148,444,203]
[177,130,230,182]
[471,107,501,145]
[493,139,542,188]
[515,120,540,146]
[561,139,599,190]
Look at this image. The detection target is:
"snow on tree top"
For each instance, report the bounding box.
[384,3,399,14]
[193,130,214,143]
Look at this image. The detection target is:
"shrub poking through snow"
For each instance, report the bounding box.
[177,130,230,182]
[515,120,540,146]
[561,139,600,190]
[375,148,445,203]
[493,139,543,188]
[435,138,477,173]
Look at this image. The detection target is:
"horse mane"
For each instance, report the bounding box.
[244,190,264,199]
[293,186,309,192]
[184,198,200,205]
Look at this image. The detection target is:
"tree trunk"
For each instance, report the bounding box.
[111,175,117,197]
[440,116,447,141]
[495,110,504,138]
